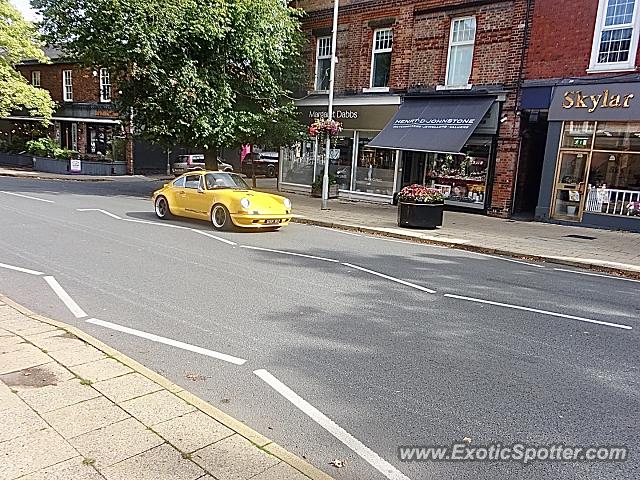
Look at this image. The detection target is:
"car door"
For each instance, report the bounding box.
[179,174,210,219]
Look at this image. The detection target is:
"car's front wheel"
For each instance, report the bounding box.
[211,204,232,231]
[155,196,172,219]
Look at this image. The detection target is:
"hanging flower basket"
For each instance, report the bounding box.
[308,118,343,137]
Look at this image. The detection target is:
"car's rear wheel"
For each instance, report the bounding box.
[155,196,172,219]
[266,165,276,177]
[211,204,232,231]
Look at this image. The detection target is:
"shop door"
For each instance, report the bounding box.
[400,151,426,187]
[551,151,591,221]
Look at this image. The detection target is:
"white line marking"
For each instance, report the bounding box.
[554,268,640,284]
[121,218,189,230]
[240,245,340,263]
[0,262,44,276]
[468,252,544,268]
[342,263,436,294]
[254,369,411,480]
[43,276,87,318]
[191,230,237,246]
[1,191,54,203]
[76,208,122,220]
[86,318,246,365]
[444,293,633,330]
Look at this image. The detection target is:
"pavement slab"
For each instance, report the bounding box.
[69,358,133,383]
[43,396,130,439]
[251,462,310,480]
[0,344,52,375]
[152,410,234,454]
[68,417,165,468]
[192,434,280,480]
[17,378,101,414]
[100,444,204,480]
[92,372,163,403]
[0,399,49,442]
[0,427,78,479]
[47,344,107,367]
[120,389,196,426]
[18,457,106,480]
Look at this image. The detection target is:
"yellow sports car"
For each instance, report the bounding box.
[152,170,292,231]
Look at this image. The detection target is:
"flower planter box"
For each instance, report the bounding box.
[311,184,339,198]
[397,202,444,229]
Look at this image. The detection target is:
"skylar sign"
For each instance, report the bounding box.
[549,82,640,121]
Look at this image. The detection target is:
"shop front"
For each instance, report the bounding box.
[536,81,640,232]
[282,96,401,202]
[368,95,500,210]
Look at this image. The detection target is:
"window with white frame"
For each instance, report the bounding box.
[370,28,393,89]
[31,71,40,87]
[62,70,73,102]
[590,0,640,71]
[315,36,332,91]
[446,17,476,87]
[99,68,111,102]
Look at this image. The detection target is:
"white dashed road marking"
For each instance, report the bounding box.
[254,369,412,480]
[0,262,44,276]
[1,191,54,203]
[240,245,340,263]
[43,276,88,318]
[342,262,436,294]
[87,318,247,365]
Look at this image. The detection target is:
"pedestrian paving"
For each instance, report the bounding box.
[269,189,640,276]
[0,297,331,480]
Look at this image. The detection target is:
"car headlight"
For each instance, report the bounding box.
[283,198,292,209]
[240,198,251,209]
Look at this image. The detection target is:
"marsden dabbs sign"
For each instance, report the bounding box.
[549,82,640,121]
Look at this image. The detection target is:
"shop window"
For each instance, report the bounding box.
[315,37,332,91]
[31,71,40,87]
[589,0,640,72]
[282,141,316,185]
[355,133,395,196]
[446,17,476,87]
[370,29,393,89]
[553,121,640,221]
[99,68,111,102]
[86,124,113,156]
[62,70,73,102]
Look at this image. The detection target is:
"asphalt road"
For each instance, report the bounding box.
[0,176,638,480]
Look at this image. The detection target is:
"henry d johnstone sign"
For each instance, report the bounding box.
[549,82,640,121]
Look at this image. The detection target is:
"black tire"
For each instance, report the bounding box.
[211,204,232,231]
[155,196,172,219]
[266,165,276,178]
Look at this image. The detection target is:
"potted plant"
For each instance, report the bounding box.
[311,174,339,198]
[397,184,445,229]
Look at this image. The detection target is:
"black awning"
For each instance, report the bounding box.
[368,96,495,153]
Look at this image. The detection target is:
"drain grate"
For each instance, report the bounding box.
[564,234,597,240]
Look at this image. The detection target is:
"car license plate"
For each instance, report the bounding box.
[265,219,279,224]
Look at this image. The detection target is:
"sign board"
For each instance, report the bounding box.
[549,82,640,121]
[70,159,82,173]
[329,149,340,160]
[297,104,399,131]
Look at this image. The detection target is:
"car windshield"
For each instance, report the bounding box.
[204,172,249,190]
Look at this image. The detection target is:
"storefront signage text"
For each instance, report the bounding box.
[308,110,359,120]
[393,117,476,129]
[562,90,634,113]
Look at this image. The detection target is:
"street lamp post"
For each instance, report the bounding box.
[321,0,339,210]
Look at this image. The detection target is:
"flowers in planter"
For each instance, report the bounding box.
[398,184,445,204]
[308,118,343,137]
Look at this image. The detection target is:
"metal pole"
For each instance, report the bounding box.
[321,0,339,210]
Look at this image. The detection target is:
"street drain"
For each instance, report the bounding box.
[564,234,597,240]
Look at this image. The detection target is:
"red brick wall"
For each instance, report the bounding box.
[17,63,114,104]
[298,0,532,215]
[527,0,640,79]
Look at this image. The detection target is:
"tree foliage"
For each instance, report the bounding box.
[34,0,305,165]
[0,0,54,122]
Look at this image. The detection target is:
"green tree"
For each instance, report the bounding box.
[34,0,304,169]
[0,0,54,122]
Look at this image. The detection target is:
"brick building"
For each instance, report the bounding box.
[283,0,534,216]
[521,0,640,232]
[2,48,135,173]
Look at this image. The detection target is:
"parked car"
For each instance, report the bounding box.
[241,151,279,178]
[152,170,292,231]
[172,154,233,176]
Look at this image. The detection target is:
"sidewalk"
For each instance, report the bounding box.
[0,166,172,182]
[0,296,331,480]
[270,190,640,277]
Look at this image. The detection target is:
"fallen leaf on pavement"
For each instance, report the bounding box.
[329,459,346,468]
[463,437,472,444]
